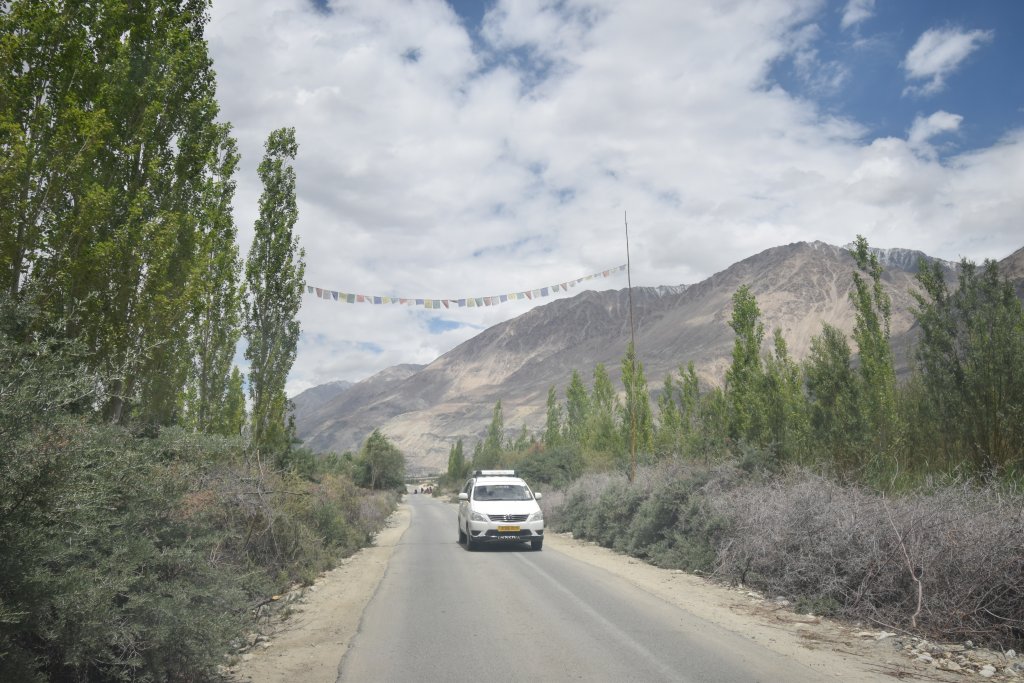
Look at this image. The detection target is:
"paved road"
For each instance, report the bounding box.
[338,494,824,682]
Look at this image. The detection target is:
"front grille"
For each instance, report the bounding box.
[487,513,529,523]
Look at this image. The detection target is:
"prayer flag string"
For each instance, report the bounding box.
[302,264,627,309]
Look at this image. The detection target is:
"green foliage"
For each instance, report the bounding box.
[912,258,1024,474]
[446,438,466,482]
[805,323,863,471]
[544,385,562,448]
[2,0,239,426]
[516,441,583,489]
[620,342,654,475]
[0,296,397,680]
[585,363,622,467]
[244,127,305,460]
[563,369,591,445]
[849,235,899,468]
[725,285,766,443]
[354,429,406,491]
[472,400,506,469]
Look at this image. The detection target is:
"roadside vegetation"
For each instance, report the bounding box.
[445,236,1024,650]
[1,3,401,679]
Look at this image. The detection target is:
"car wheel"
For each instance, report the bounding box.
[458,526,466,544]
[531,538,543,551]
[465,527,476,551]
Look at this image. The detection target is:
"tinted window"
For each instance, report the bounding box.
[473,484,532,501]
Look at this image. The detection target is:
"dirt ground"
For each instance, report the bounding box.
[226,500,1018,682]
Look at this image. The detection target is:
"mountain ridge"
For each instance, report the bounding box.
[293,240,1023,474]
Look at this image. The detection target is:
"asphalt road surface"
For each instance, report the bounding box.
[337,493,826,683]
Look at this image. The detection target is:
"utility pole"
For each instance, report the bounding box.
[625,211,638,483]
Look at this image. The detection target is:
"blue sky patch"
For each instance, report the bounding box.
[768,0,1024,156]
[427,318,465,334]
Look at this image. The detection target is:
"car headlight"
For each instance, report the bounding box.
[527,510,543,522]
[470,510,490,522]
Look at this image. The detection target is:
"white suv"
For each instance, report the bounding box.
[458,470,544,551]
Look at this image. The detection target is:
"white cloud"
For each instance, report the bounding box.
[841,0,875,30]
[907,111,963,158]
[205,0,1024,393]
[903,26,994,96]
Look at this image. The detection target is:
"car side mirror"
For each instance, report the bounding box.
[534,492,542,500]
[458,492,468,501]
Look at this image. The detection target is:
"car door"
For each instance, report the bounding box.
[458,478,473,527]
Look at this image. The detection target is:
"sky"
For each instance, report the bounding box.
[204,0,1024,396]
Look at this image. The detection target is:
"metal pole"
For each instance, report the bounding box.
[625,211,637,482]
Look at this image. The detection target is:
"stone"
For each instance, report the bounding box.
[937,660,961,672]
[979,664,996,678]
[916,653,933,663]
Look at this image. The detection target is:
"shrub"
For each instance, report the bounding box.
[711,472,1024,648]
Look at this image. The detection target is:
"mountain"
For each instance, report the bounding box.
[292,364,423,456]
[291,380,352,414]
[294,241,1020,475]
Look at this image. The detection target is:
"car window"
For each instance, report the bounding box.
[474,484,531,501]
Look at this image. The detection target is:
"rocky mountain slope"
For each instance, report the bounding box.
[293,241,1020,474]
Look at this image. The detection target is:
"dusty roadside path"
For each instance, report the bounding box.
[227,498,1012,682]
[226,504,412,683]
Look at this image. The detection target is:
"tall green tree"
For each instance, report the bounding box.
[912,258,1024,472]
[475,400,506,469]
[586,363,621,463]
[724,285,765,444]
[221,366,247,437]
[620,342,653,476]
[446,438,465,482]
[2,0,234,426]
[355,429,405,490]
[182,130,244,434]
[761,329,807,463]
[655,373,682,457]
[805,323,861,470]
[849,235,899,467]
[543,386,562,448]
[563,369,591,445]
[243,127,305,460]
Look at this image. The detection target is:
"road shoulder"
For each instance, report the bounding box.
[225,502,412,683]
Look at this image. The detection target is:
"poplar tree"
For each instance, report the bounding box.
[563,369,591,445]
[587,363,622,465]
[725,285,765,443]
[805,323,861,469]
[244,127,305,459]
[2,0,232,425]
[183,130,243,434]
[543,386,562,448]
[913,258,1024,472]
[849,235,898,466]
[620,342,653,473]
[476,400,505,468]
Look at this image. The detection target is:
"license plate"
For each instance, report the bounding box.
[497,525,520,533]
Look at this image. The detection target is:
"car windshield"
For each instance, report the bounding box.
[473,484,532,501]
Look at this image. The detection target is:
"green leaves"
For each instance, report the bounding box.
[244,127,305,459]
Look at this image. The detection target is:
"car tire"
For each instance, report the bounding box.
[458,526,466,544]
[465,527,477,551]
[531,538,543,551]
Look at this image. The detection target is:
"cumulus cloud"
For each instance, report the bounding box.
[204,0,1024,393]
[903,26,994,96]
[840,0,875,30]
[907,111,963,158]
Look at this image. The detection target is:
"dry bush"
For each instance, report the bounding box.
[712,472,1024,649]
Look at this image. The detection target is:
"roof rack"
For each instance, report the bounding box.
[474,469,516,477]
